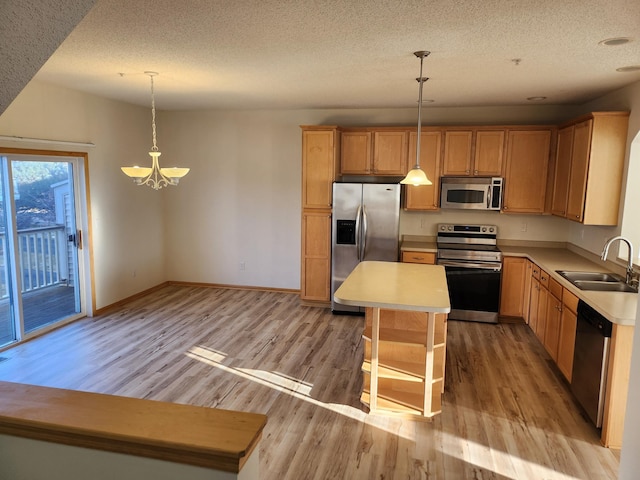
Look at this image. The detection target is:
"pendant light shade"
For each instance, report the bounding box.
[400,51,433,187]
[121,72,190,190]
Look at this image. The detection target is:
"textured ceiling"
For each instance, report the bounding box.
[0,0,96,114]
[15,0,640,110]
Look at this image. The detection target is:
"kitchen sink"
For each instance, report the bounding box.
[572,280,638,293]
[556,270,638,293]
[556,270,623,283]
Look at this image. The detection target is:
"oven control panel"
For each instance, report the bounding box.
[438,224,497,234]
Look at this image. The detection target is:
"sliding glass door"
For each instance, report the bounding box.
[0,154,85,347]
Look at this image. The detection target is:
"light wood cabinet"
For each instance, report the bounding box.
[528,263,542,333]
[442,129,504,176]
[402,251,436,264]
[502,129,552,214]
[300,212,331,301]
[499,256,527,318]
[523,260,533,325]
[551,112,629,225]
[362,308,447,418]
[557,289,578,381]
[341,131,372,175]
[404,131,443,210]
[300,126,339,303]
[442,130,473,175]
[341,129,408,175]
[373,131,409,175]
[543,278,563,361]
[301,128,339,209]
[550,125,574,217]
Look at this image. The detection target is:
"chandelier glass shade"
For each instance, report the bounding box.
[121,72,189,190]
[400,51,433,187]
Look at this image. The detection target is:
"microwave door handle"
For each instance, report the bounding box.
[355,205,362,261]
[361,206,368,260]
[487,185,492,209]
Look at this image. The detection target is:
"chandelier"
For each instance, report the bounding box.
[121,72,189,189]
[400,51,433,186]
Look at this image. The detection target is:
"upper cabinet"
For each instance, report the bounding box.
[404,130,443,211]
[550,112,629,225]
[341,129,408,175]
[442,129,504,176]
[502,129,552,214]
[301,126,340,209]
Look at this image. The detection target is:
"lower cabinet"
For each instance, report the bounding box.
[499,256,527,318]
[361,308,447,418]
[300,211,331,301]
[543,278,563,362]
[557,289,578,381]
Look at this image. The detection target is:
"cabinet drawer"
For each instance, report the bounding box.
[549,277,563,300]
[402,251,436,264]
[539,269,550,289]
[562,289,579,313]
[532,264,541,280]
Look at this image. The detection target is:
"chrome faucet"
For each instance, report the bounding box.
[601,236,636,285]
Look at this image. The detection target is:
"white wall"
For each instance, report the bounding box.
[0,81,166,309]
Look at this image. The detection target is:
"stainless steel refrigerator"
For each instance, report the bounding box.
[331,183,401,313]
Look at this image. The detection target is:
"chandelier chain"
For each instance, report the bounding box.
[150,74,158,152]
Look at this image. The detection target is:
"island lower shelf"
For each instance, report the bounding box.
[360,307,447,419]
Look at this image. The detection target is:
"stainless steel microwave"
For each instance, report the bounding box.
[440,177,503,210]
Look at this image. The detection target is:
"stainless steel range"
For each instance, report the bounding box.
[436,223,502,323]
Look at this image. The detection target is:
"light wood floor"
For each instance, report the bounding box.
[0,285,620,479]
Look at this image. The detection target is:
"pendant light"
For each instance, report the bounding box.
[121,72,190,190]
[400,51,433,186]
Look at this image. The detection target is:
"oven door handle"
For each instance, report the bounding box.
[438,259,502,271]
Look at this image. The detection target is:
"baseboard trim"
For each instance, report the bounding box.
[93,282,171,316]
[168,281,299,295]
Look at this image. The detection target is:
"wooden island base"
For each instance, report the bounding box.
[361,307,447,420]
[333,261,451,421]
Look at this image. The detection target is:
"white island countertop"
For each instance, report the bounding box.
[334,261,450,313]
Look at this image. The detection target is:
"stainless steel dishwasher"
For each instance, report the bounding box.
[570,300,612,427]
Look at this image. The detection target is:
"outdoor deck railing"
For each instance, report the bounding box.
[0,225,67,299]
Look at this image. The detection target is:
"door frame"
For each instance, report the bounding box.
[0,147,94,348]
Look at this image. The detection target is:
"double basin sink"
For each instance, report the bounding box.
[556,270,638,293]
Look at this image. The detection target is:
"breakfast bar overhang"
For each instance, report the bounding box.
[334,261,451,419]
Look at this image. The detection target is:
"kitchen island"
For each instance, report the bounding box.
[334,261,450,419]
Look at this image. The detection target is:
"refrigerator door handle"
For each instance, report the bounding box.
[355,205,362,261]
[361,205,368,259]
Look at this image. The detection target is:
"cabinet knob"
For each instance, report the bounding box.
[474,170,478,174]
[466,169,470,174]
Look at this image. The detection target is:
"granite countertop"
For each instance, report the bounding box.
[333,261,450,313]
[401,239,637,326]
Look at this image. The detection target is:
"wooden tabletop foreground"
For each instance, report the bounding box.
[0,380,267,473]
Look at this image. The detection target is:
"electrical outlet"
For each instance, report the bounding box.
[520,222,527,232]
[420,217,427,229]
[239,262,246,271]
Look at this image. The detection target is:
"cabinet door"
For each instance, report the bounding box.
[499,256,527,318]
[557,301,577,381]
[523,260,533,325]
[502,130,551,213]
[550,126,574,217]
[474,130,505,176]
[341,131,372,174]
[404,131,442,210]
[529,277,540,333]
[300,212,331,301]
[442,131,473,175]
[566,119,593,222]
[535,285,548,343]
[302,130,337,209]
[373,131,408,175]
[544,293,562,361]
